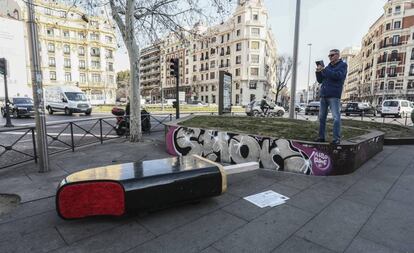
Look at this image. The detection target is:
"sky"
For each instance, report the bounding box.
[115,0,387,91]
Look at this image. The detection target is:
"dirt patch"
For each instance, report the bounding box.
[0,194,21,217]
[179,116,369,142]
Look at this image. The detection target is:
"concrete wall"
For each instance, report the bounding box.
[165,125,384,176]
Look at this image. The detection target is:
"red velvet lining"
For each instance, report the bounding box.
[58,181,125,219]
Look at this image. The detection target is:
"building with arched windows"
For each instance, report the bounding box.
[0,0,117,104]
[343,0,414,105]
[140,0,278,106]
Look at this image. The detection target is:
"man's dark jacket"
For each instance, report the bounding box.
[316,59,348,99]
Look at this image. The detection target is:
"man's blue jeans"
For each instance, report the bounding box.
[319,97,341,142]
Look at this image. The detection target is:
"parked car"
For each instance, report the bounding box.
[305,101,321,115]
[295,104,305,112]
[1,97,35,118]
[376,105,382,114]
[381,99,413,118]
[245,101,285,117]
[45,86,92,116]
[343,102,376,116]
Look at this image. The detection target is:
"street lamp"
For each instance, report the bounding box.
[306,43,312,104]
[289,0,301,119]
[0,58,14,127]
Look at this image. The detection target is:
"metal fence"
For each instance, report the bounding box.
[293,111,414,127]
[0,113,173,170]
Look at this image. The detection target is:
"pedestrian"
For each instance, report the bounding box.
[315,49,348,145]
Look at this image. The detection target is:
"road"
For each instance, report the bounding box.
[0,112,173,169]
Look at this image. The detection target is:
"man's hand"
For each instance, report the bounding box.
[316,65,324,72]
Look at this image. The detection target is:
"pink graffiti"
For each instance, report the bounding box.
[166,126,179,156]
[291,142,332,176]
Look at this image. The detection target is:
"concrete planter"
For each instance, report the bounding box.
[164,118,384,176]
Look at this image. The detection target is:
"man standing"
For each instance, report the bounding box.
[315,49,348,145]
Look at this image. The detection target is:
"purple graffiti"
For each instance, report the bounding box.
[291,142,332,176]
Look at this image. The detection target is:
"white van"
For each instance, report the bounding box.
[45,86,92,116]
[381,99,413,118]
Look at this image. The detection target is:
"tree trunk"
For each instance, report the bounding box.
[275,87,281,104]
[110,0,142,142]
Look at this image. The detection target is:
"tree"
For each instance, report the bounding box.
[274,56,293,104]
[116,70,130,101]
[79,0,233,142]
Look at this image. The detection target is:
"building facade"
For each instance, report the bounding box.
[140,0,277,106]
[0,0,117,104]
[343,0,414,105]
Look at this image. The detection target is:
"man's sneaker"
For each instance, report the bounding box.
[314,138,325,143]
[331,140,340,145]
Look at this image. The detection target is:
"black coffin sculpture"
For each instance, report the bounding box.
[56,155,227,219]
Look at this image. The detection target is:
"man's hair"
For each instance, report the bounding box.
[330,49,340,55]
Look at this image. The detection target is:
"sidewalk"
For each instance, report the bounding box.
[0,133,413,253]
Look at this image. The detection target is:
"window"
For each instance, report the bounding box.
[235,68,240,76]
[186,59,189,65]
[388,8,392,14]
[90,33,99,41]
[107,62,114,71]
[394,21,401,29]
[226,46,230,54]
[251,41,260,49]
[395,5,401,13]
[226,59,230,67]
[236,82,240,89]
[186,68,189,74]
[408,80,414,89]
[211,37,216,43]
[388,81,394,90]
[211,48,216,55]
[105,36,113,43]
[205,96,209,103]
[395,82,403,90]
[79,60,86,69]
[212,95,216,104]
[46,28,54,36]
[91,60,100,69]
[201,74,204,80]
[392,35,400,45]
[251,28,260,36]
[64,58,71,68]
[391,50,398,61]
[236,43,242,51]
[210,72,215,79]
[92,74,101,83]
[220,48,225,56]
[106,49,113,59]
[63,44,70,54]
[221,35,224,43]
[50,71,56,80]
[78,32,86,39]
[210,60,215,68]
[253,14,259,21]
[91,47,100,56]
[389,66,396,76]
[80,73,86,83]
[193,55,197,61]
[47,43,55,52]
[227,33,230,41]
[236,30,241,37]
[48,57,55,67]
[78,46,85,56]
[410,64,414,75]
[237,15,241,23]
[201,86,204,92]
[65,72,72,82]
[386,23,391,30]
[236,94,239,104]
[249,81,257,89]
[236,55,241,64]
[251,67,259,76]
[411,48,414,60]
[193,65,197,71]
[63,30,70,38]
[251,54,259,63]
[108,75,115,84]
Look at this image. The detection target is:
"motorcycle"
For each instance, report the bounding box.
[111,107,151,136]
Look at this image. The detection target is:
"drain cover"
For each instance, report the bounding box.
[0,194,21,216]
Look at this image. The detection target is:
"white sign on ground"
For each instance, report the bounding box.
[244,190,289,208]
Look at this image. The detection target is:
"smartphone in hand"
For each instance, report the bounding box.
[315,60,325,67]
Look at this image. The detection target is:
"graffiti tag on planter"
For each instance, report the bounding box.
[312,151,330,171]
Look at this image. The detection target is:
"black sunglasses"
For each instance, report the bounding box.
[328,54,337,57]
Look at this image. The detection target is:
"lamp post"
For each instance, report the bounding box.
[0,58,14,127]
[306,43,312,104]
[289,0,301,119]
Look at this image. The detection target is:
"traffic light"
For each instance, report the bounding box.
[0,58,6,75]
[169,58,179,77]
